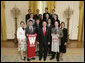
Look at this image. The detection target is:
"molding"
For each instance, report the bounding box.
[7,39,14,41]
[69,39,78,42]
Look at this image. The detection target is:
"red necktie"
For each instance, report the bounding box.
[43,27,45,36]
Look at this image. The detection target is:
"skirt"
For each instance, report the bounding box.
[18,39,27,51]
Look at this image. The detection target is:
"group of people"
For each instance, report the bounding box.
[17,8,68,62]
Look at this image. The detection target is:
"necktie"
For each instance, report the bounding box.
[43,27,45,36]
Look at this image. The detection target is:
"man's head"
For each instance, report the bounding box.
[48,19,51,24]
[39,14,42,19]
[36,19,40,24]
[28,20,33,26]
[45,7,48,13]
[36,9,40,14]
[20,21,25,28]
[46,14,49,18]
[30,13,34,18]
[28,9,31,14]
[52,9,55,13]
[42,21,47,27]
[54,21,58,27]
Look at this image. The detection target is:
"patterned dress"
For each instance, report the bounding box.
[17,27,27,51]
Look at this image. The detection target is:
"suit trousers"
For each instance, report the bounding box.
[39,38,48,59]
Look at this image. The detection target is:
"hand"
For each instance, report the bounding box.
[27,34,29,36]
[57,34,59,37]
[64,42,67,45]
[37,42,39,44]
[48,42,50,45]
[18,39,21,45]
[35,33,37,36]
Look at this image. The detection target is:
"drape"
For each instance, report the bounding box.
[78,1,84,42]
[47,1,55,14]
[29,1,37,14]
[77,1,84,47]
[1,1,7,41]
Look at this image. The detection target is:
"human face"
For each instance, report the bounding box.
[42,22,47,27]
[45,9,48,13]
[48,19,51,24]
[20,23,25,28]
[28,21,33,26]
[54,15,57,18]
[61,23,65,28]
[37,9,39,14]
[36,20,40,24]
[30,14,34,18]
[55,22,58,27]
[28,9,31,14]
[46,14,49,18]
[52,10,55,13]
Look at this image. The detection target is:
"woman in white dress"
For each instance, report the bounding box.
[17,21,26,60]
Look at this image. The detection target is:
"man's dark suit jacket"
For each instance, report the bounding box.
[43,12,50,21]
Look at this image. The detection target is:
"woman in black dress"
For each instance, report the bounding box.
[60,22,68,60]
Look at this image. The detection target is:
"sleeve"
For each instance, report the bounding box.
[43,13,45,21]
[59,29,63,38]
[17,28,20,39]
[65,29,68,42]
[25,27,27,38]
[48,28,50,42]
[36,28,41,42]
[26,15,27,25]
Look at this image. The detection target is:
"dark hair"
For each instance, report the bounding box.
[36,19,40,21]
[52,9,55,12]
[54,14,59,20]
[48,19,51,22]
[29,20,33,23]
[45,7,48,10]
[20,21,25,24]
[28,9,31,11]
[61,22,65,26]
[55,21,58,23]
[30,13,34,15]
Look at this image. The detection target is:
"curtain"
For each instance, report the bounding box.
[77,1,84,47]
[29,1,37,14]
[1,1,7,41]
[47,1,55,14]
[78,1,84,42]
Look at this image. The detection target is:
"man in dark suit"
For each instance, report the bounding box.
[25,9,31,25]
[25,20,36,61]
[43,8,50,21]
[34,9,40,20]
[50,9,56,21]
[37,21,50,61]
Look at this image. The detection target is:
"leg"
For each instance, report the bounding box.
[56,52,60,61]
[39,45,43,60]
[21,51,25,60]
[50,52,56,60]
[43,45,48,61]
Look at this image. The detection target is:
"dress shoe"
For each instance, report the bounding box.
[39,58,42,61]
[31,57,35,60]
[27,58,30,61]
[50,57,55,60]
[44,58,46,61]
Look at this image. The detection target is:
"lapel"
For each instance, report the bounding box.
[42,27,47,36]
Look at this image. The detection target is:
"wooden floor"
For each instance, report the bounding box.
[1,41,84,62]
